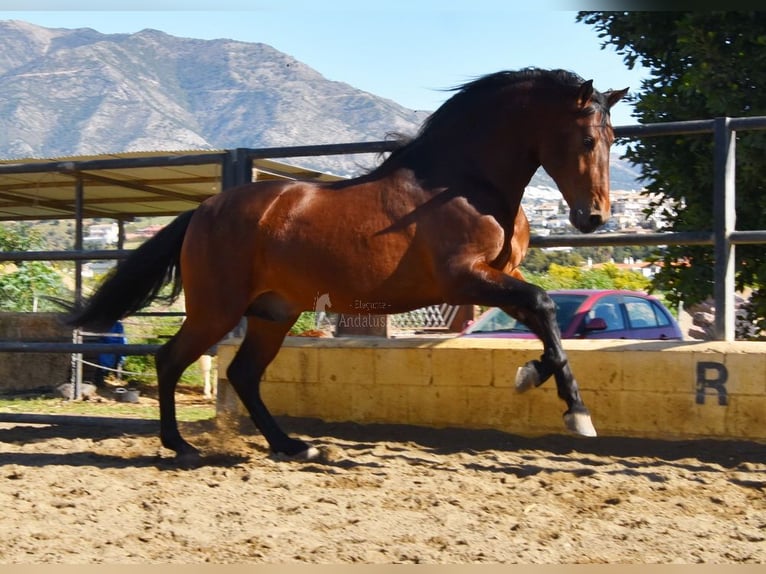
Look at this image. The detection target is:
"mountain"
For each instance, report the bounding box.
[0,20,428,175]
[0,20,642,187]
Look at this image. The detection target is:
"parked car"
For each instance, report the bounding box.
[461,289,683,341]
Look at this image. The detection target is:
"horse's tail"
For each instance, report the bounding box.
[67,209,197,331]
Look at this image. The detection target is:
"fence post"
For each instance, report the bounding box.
[221,148,252,190]
[713,117,736,341]
[72,176,85,399]
[73,176,84,308]
[70,329,83,400]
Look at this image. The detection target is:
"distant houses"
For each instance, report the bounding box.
[82,223,119,249]
[523,186,663,234]
[523,185,667,278]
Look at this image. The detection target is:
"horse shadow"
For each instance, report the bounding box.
[0,415,251,470]
[2,413,764,487]
[274,416,766,489]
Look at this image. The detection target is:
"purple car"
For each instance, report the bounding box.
[461,289,683,341]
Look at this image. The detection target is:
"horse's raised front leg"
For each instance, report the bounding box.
[452,265,596,437]
[510,327,597,438]
[226,316,321,460]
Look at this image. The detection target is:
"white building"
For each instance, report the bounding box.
[83,223,119,248]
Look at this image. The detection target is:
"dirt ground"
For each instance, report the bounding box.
[1,406,765,564]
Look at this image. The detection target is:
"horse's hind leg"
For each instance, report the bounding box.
[155,320,231,458]
[226,315,320,460]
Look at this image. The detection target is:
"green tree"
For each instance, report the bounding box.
[576,11,766,334]
[521,248,585,274]
[0,224,68,311]
[527,263,651,293]
[521,246,655,275]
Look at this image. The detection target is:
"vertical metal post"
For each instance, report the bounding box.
[71,329,83,401]
[221,148,252,191]
[117,219,126,250]
[72,176,85,399]
[73,176,84,307]
[221,150,236,191]
[713,117,736,341]
[236,148,253,187]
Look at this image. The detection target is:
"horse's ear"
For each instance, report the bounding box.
[576,80,594,108]
[605,87,630,109]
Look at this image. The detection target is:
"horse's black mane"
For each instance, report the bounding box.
[422,68,589,134]
[375,68,605,172]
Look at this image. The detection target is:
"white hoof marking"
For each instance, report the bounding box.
[564,412,598,437]
[296,446,322,461]
[273,446,323,462]
[515,365,540,393]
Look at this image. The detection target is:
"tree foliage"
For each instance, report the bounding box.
[521,249,584,274]
[521,245,655,275]
[527,263,651,293]
[0,224,68,312]
[576,11,766,334]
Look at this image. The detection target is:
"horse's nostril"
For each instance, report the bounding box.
[573,211,605,233]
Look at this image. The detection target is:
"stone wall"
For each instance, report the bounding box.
[217,337,766,442]
[0,313,71,392]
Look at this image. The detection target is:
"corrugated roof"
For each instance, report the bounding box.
[0,150,344,221]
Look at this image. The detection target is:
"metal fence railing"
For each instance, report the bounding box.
[1,115,765,381]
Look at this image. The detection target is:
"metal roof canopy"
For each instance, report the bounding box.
[0,149,347,222]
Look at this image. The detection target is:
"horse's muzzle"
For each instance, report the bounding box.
[570,209,606,234]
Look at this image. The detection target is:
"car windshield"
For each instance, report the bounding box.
[466,294,588,334]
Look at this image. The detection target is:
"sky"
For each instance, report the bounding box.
[2,1,649,128]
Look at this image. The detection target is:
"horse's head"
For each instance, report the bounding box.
[537,79,628,233]
[372,69,627,235]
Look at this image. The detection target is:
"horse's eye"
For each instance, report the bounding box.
[583,136,596,150]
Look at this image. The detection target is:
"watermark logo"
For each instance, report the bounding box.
[314,292,332,314]
[352,299,390,312]
[314,292,333,329]
[312,291,390,330]
[338,297,390,330]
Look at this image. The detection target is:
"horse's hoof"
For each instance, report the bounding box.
[515,364,540,393]
[273,445,323,462]
[295,446,323,461]
[174,448,203,468]
[564,411,597,437]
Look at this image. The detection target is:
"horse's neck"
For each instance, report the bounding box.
[400,142,538,215]
[412,111,540,180]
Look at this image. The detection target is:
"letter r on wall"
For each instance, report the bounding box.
[695,361,728,406]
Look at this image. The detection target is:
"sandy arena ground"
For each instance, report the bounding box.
[1,412,765,564]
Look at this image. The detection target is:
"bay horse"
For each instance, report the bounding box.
[68,68,627,461]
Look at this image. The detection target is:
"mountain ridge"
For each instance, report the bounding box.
[0,20,642,189]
